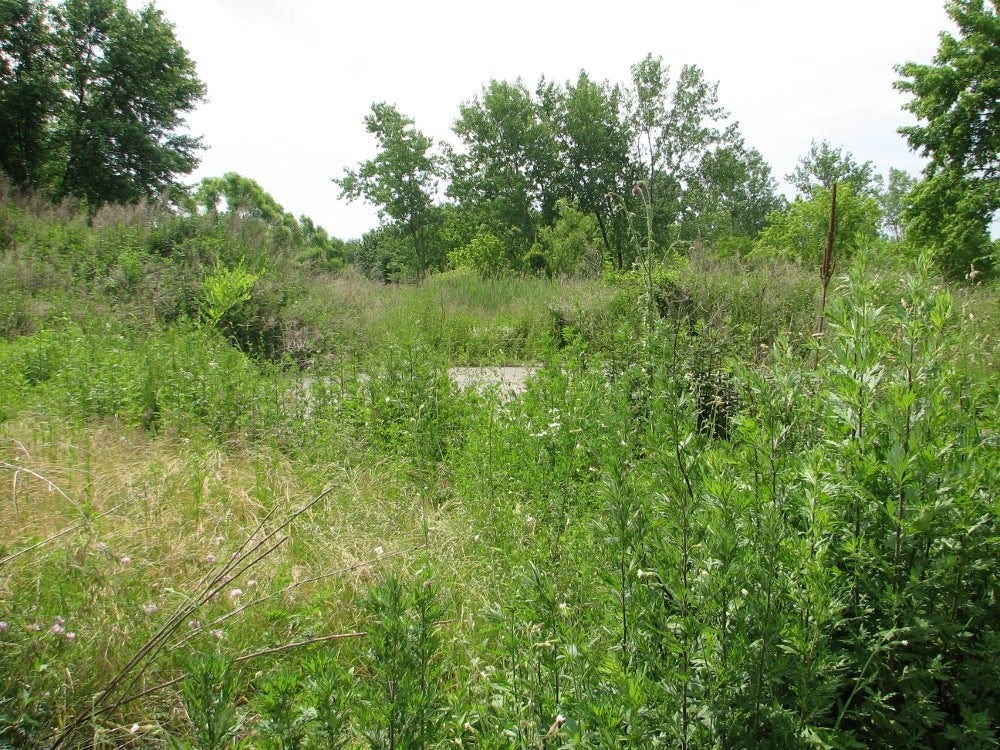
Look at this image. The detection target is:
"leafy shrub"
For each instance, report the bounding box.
[448,230,508,278]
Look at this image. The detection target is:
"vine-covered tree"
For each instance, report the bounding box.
[895,0,999,278]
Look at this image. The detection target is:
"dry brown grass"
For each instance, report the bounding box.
[0,413,491,650]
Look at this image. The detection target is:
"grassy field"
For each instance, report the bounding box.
[1,199,999,748]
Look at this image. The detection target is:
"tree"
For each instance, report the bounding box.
[878,167,918,241]
[0,0,58,189]
[682,136,784,251]
[895,0,999,278]
[334,102,442,276]
[787,139,881,197]
[447,79,560,254]
[540,71,636,269]
[447,228,507,277]
[537,198,603,277]
[754,183,881,264]
[51,0,205,205]
[196,172,287,224]
[626,55,732,252]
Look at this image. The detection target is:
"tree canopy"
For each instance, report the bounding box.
[0,0,205,207]
[334,102,442,276]
[895,0,999,278]
[786,139,881,197]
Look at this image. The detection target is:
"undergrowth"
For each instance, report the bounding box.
[1,197,998,748]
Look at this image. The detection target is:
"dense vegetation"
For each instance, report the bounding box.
[1,174,998,748]
[2,0,999,747]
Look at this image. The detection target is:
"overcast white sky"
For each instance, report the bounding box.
[137,0,952,240]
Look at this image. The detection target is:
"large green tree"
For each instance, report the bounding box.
[0,0,58,188]
[626,55,732,252]
[682,136,784,251]
[539,71,636,269]
[0,0,205,205]
[55,0,204,205]
[334,102,442,276]
[447,79,560,256]
[895,0,999,278]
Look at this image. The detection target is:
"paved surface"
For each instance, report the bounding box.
[447,366,538,400]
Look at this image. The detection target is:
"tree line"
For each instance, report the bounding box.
[333,1,998,282]
[2,0,997,281]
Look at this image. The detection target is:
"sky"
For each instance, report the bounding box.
[135,0,953,240]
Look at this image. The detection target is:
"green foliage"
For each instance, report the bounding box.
[448,78,558,253]
[201,261,260,328]
[196,173,286,225]
[754,183,882,264]
[302,656,353,749]
[334,103,441,276]
[360,574,448,749]
[895,0,1000,279]
[522,246,550,277]
[879,167,918,242]
[337,342,469,467]
[1,0,206,205]
[0,320,290,436]
[537,198,603,277]
[683,137,785,247]
[539,70,636,269]
[787,138,882,197]
[904,168,995,280]
[334,53,781,276]
[447,228,508,278]
[1,181,999,749]
[252,670,314,750]
[628,54,732,248]
[0,0,58,189]
[175,650,245,750]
